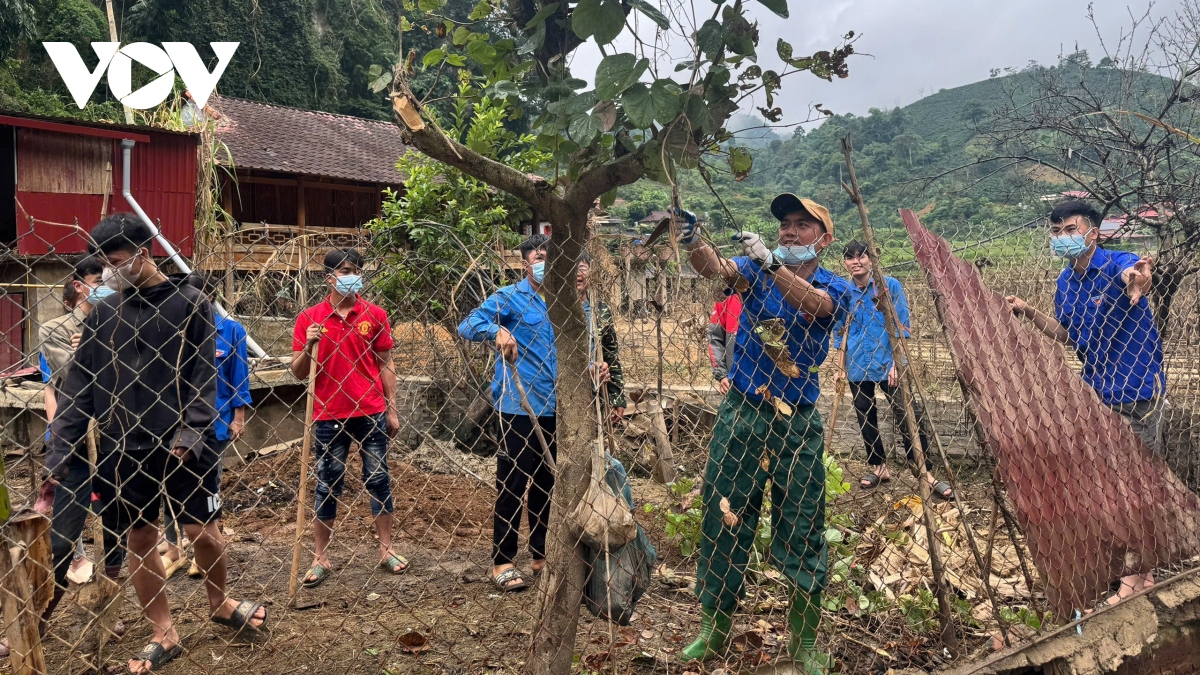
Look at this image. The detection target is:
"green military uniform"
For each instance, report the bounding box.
[683,255,850,669]
[583,299,627,410]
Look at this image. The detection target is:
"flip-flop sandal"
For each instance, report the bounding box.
[128,641,182,673]
[211,599,268,634]
[491,567,529,593]
[188,561,203,579]
[380,553,409,575]
[302,564,331,589]
[160,555,188,581]
[860,473,882,490]
[931,481,954,501]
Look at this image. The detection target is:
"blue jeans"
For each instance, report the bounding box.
[313,413,394,521]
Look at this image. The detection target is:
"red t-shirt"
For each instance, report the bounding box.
[293,297,395,421]
[710,293,743,333]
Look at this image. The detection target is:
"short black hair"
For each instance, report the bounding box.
[62,280,78,308]
[323,248,364,273]
[579,250,592,265]
[519,234,550,262]
[1049,200,1102,229]
[843,240,868,259]
[74,255,104,281]
[89,213,154,256]
[185,272,216,298]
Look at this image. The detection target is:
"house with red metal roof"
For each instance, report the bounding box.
[0,111,200,373]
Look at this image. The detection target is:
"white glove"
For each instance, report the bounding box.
[733,231,781,273]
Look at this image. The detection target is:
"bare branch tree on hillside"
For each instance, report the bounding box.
[952,2,1200,332]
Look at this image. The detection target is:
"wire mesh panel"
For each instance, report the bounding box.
[0,192,1197,675]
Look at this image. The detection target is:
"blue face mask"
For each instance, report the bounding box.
[334,274,363,296]
[531,262,546,284]
[1050,233,1090,259]
[774,244,818,265]
[87,285,116,304]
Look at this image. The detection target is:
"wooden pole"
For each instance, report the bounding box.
[1,512,52,675]
[826,323,851,456]
[288,343,320,604]
[840,136,960,656]
[103,0,134,126]
[297,179,308,307]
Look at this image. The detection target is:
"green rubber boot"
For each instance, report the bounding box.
[788,590,832,674]
[679,605,733,663]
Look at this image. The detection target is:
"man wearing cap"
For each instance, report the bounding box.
[674,194,849,671]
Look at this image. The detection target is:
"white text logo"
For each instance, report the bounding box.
[42,42,238,110]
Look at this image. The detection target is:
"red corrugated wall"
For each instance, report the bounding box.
[15,128,197,257]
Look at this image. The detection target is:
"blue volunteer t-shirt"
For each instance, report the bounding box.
[1054,247,1164,405]
[728,257,851,406]
[834,276,910,383]
[457,278,557,417]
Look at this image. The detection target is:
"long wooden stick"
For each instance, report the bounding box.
[826,321,851,455]
[288,343,320,604]
[840,136,960,656]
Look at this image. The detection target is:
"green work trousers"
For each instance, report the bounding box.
[696,388,828,610]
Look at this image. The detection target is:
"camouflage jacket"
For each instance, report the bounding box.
[583,299,627,409]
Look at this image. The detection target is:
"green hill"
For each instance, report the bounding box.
[613,55,1171,252]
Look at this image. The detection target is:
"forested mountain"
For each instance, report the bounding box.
[613,54,1168,247]
[0,0,465,121]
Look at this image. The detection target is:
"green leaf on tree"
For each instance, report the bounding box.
[452,26,472,46]
[525,3,561,28]
[417,0,447,12]
[546,91,597,116]
[466,40,498,64]
[696,19,724,59]
[568,113,600,144]
[650,79,680,123]
[595,54,649,100]
[755,0,788,18]
[519,22,546,54]
[468,0,494,19]
[621,83,655,128]
[679,92,709,132]
[628,0,670,29]
[446,54,466,67]
[729,146,752,180]
[422,48,445,69]
[573,0,626,44]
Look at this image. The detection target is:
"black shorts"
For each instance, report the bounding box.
[95,441,223,533]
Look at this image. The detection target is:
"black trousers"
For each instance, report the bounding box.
[494,413,557,566]
[849,381,933,471]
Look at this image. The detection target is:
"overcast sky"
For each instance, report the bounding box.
[572,0,1181,128]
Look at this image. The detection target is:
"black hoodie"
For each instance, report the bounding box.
[46,273,217,479]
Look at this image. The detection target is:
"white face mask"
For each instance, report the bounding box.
[102,264,131,291]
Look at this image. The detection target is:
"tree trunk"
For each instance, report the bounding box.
[527,205,596,675]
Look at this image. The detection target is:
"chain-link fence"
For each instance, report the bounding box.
[2,193,1198,675]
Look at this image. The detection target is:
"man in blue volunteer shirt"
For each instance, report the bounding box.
[458,235,614,593]
[1006,199,1163,605]
[676,194,850,671]
[836,241,953,499]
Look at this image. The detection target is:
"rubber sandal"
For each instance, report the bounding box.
[211,599,268,634]
[302,564,331,589]
[860,473,881,490]
[931,480,954,501]
[128,641,182,673]
[160,554,188,581]
[491,567,528,592]
[380,553,409,575]
[188,561,203,578]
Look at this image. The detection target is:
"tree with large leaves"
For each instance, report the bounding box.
[386,2,853,672]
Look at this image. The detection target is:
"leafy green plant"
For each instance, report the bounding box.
[897,589,941,632]
[999,605,1048,630]
[369,76,549,315]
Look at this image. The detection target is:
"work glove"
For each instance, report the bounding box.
[674,207,699,245]
[733,231,782,273]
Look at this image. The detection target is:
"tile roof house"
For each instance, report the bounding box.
[201,95,411,273]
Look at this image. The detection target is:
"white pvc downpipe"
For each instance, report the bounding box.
[119,139,268,358]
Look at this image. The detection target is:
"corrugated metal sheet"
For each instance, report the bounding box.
[15,127,198,257]
[16,130,110,194]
